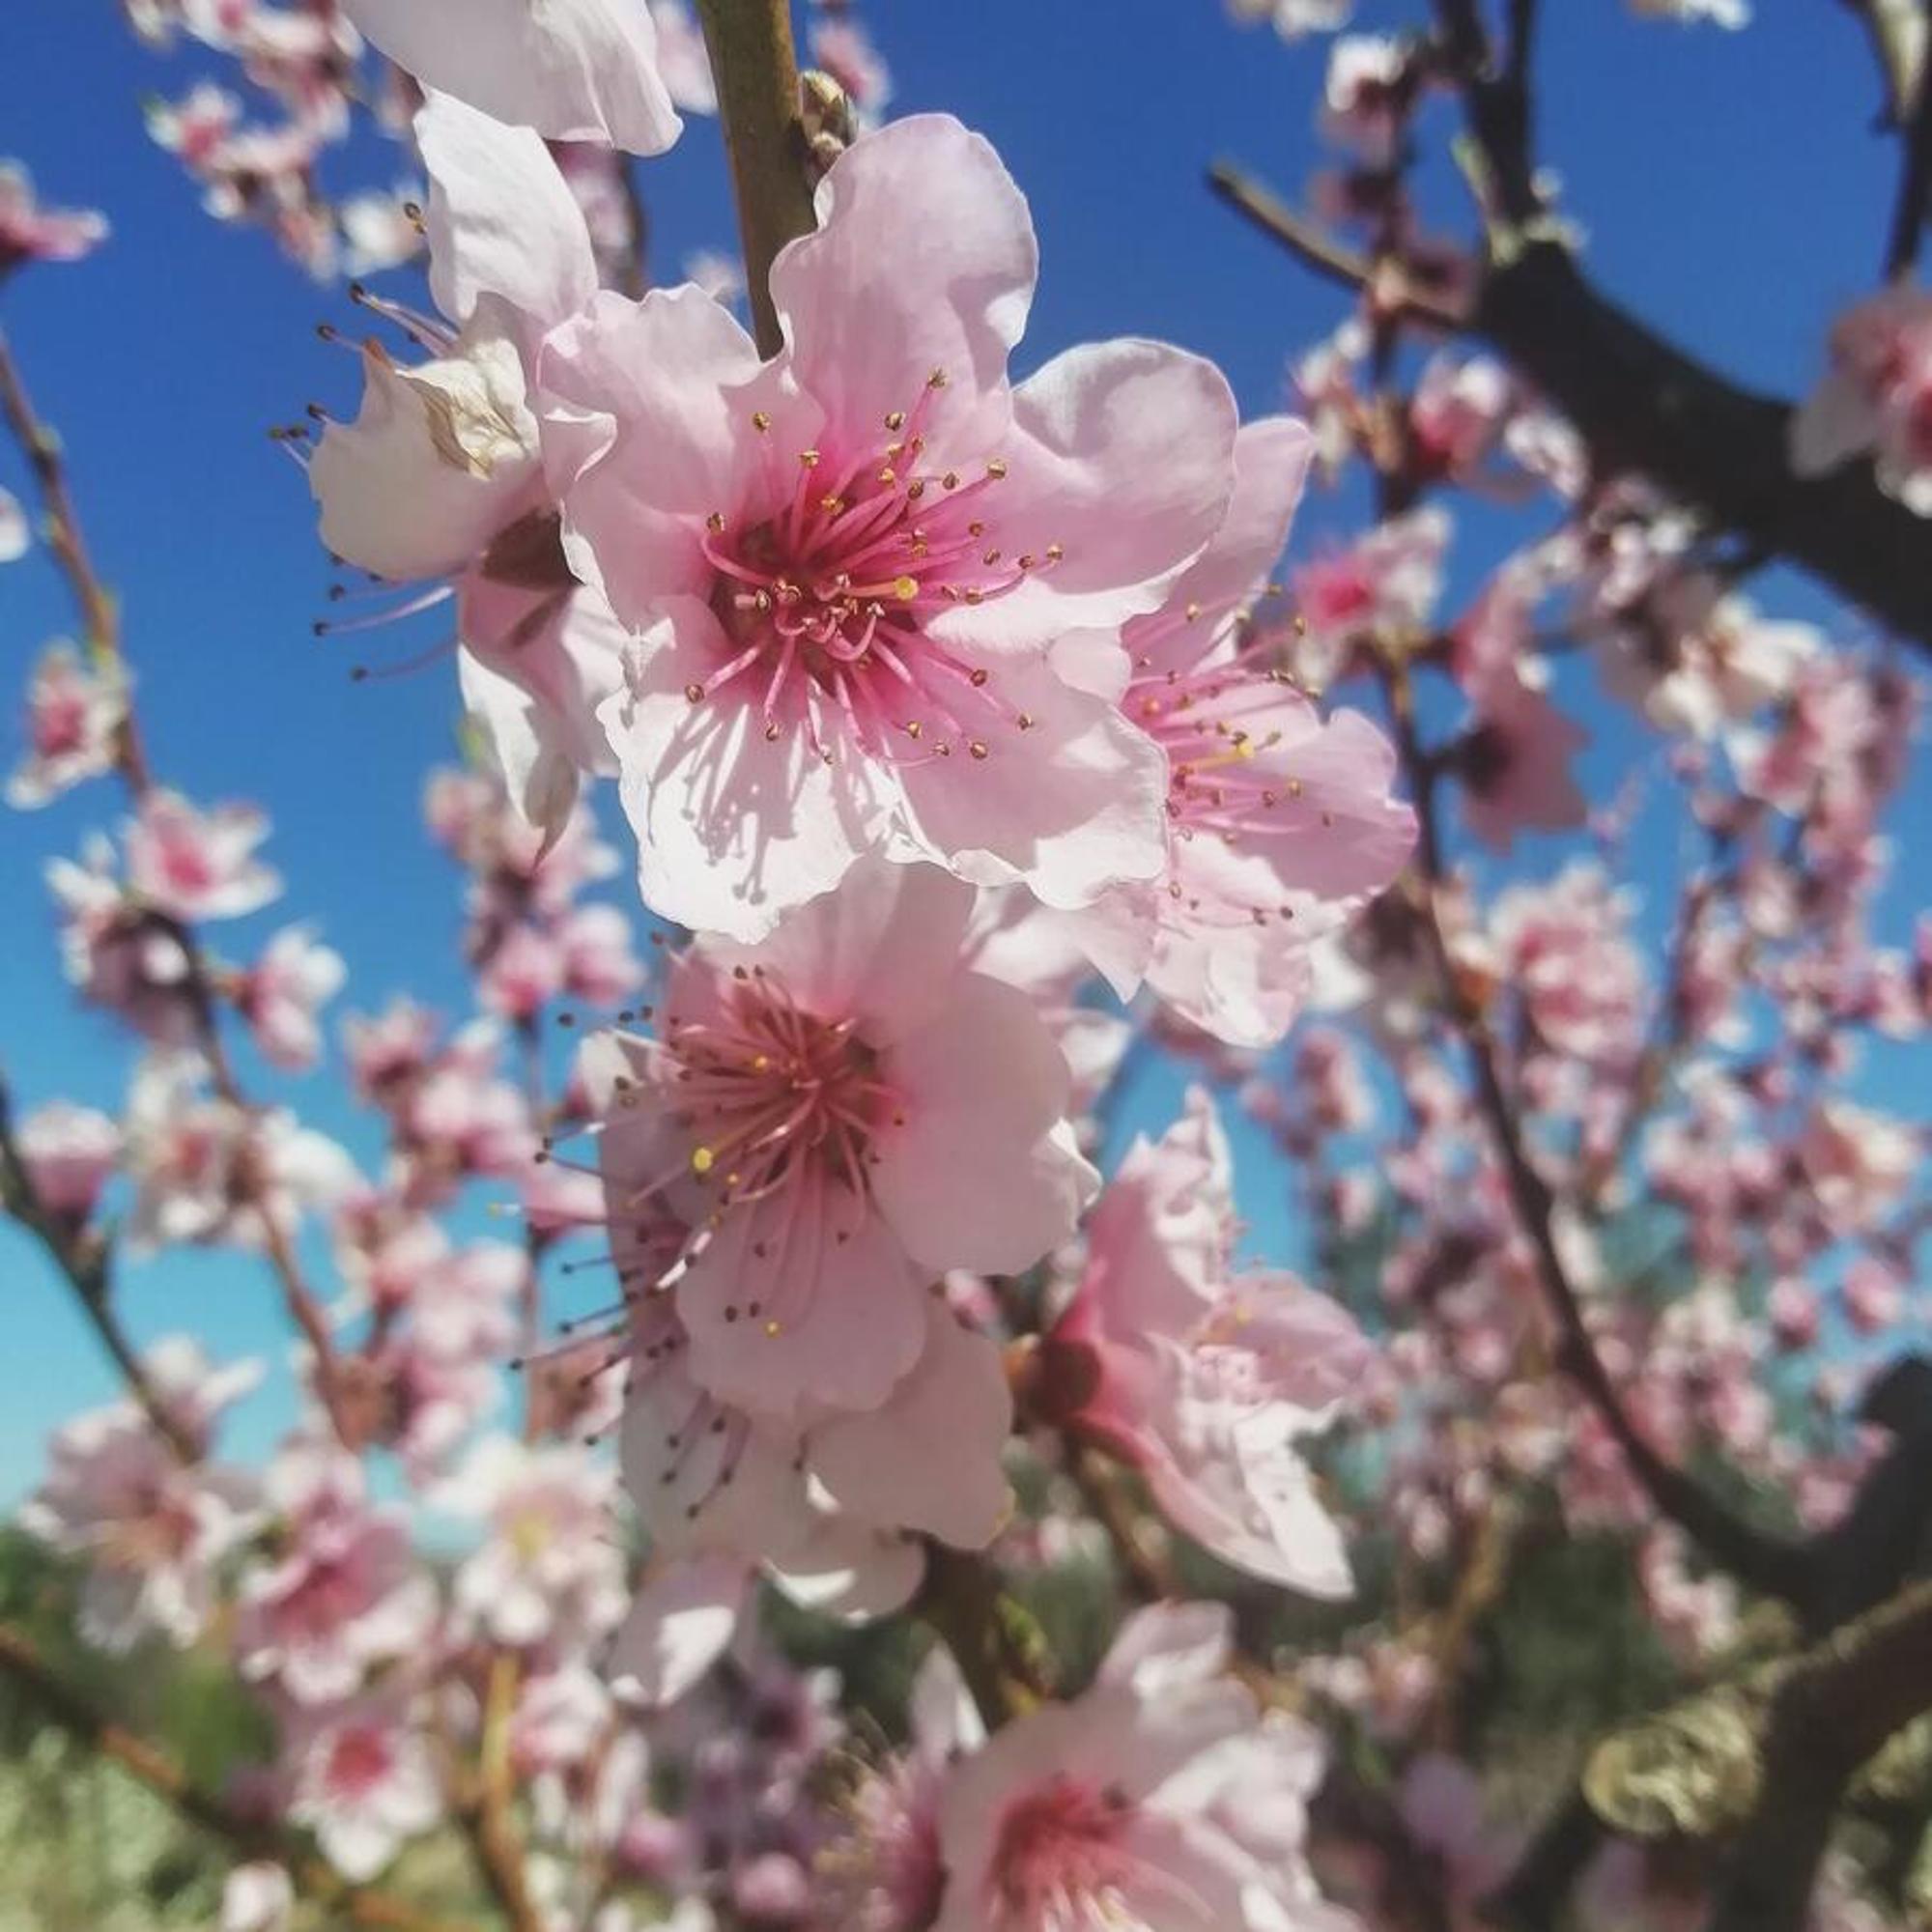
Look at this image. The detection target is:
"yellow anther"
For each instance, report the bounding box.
[752,411,771,432]
[691,1147,716,1176]
[894,575,919,601]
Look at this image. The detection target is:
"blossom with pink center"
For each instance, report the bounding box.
[308,94,625,841]
[338,0,683,154]
[608,1273,1010,1702]
[541,113,1238,939]
[412,1237,526,1360]
[13,1099,120,1226]
[1291,505,1447,690]
[583,859,1093,1420]
[124,1052,357,1251]
[235,923,346,1070]
[284,1690,443,1882]
[1449,577,1588,853]
[233,1441,438,1704]
[1486,863,1646,1065]
[1038,1092,1373,1597]
[933,1602,1350,1932]
[819,1647,982,1932]
[434,1436,627,1646]
[1791,286,1932,513]
[0,160,108,275]
[144,80,243,172]
[8,642,128,808]
[1798,1099,1919,1236]
[1409,354,1516,482]
[21,1401,259,1651]
[1052,418,1415,1047]
[1321,35,1412,162]
[124,790,281,923]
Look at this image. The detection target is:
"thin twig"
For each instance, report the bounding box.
[0,1623,458,1932]
[1884,12,1932,276]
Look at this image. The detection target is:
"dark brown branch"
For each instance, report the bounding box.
[0,1624,457,1932]
[1380,663,1814,1607]
[1884,13,1932,275]
[693,0,816,356]
[1706,1579,1932,1932]
[915,1545,1045,1732]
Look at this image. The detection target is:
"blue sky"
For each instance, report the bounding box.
[0,0,1925,1497]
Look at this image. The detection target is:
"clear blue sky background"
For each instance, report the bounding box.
[1,0,1927,1499]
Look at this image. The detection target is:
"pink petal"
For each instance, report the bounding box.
[769,114,1037,442]
[341,0,683,155]
[608,1555,749,1705]
[810,1300,1013,1548]
[871,975,1094,1274]
[418,92,597,337]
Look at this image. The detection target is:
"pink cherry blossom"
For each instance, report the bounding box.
[233,1440,438,1703]
[1053,417,1415,1047]
[583,859,1091,1420]
[541,113,1238,938]
[434,1436,627,1646]
[1791,286,1932,513]
[0,160,108,274]
[284,1690,443,1882]
[932,1602,1350,1932]
[308,93,624,841]
[235,924,347,1070]
[145,80,243,171]
[810,18,893,119]
[8,642,128,808]
[21,1400,259,1651]
[1321,35,1412,162]
[338,0,684,155]
[0,485,25,562]
[1292,505,1447,689]
[125,790,282,923]
[1485,862,1646,1066]
[14,1099,121,1225]
[1040,1092,1374,1597]
[649,0,719,114]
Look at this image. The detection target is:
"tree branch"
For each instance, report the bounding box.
[0,1623,458,1932]
[1884,7,1932,276]
[693,0,816,356]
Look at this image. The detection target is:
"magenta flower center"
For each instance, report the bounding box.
[325,1724,396,1801]
[692,373,1057,765]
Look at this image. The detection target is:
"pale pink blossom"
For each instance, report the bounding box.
[235,924,346,1070]
[339,0,683,154]
[13,1100,120,1225]
[932,1602,1350,1932]
[434,1437,627,1645]
[222,1863,294,1932]
[144,81,243,171]
[340,185,428,278]
[412,1238,526,1359]
[233,1441,439,1704]
[650,0,719,113]
[480,920,567,1019]
[285,1691,442,1882]
[1321,35,1411,162]
[1798,1099,1918,1236]
[0,486,25,561]
[1051,417,1414,1046]
[1230,0,1353,39]
[1041,1093,1372,1597]
[810,19,893,117]
[8,642,128,808]
[1450,577,1588,852]
[1601,578,1820,738]
[1409,354,1515,482]
[0,160,108,274]
[542,114,1238,938]
[1841,1257,1906,1336]
[1791,287,1932,512]
[21,1403,259,1651]
[309,94,624,841]
[556,901,646,1006]
[1487,863,1645,1065]
[609,1283,1010,1701]
[1293,506,1447,688]
[125,790,281,923]
[584,860,1092,1421]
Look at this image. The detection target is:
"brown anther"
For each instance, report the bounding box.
[684,681,705,702]
[705,512,726,533]
[906,480,926,500]
[986,458,1008,479]
[1045,543,1065,561]
[969,667,990,687]
[752,411,772,432]
[904,720,923,739]
[798,449,820,468]
[968,740,989,760]
[942,470,959,490]
[926,368,949,388]
[1017,712,1035,730]
[884,410,907,431]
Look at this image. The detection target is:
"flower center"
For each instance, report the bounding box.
[668,970,898,1205]
[691,372,1058,765]
[988,1776,1138,1926]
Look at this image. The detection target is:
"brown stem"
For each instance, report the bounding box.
[0,1072,197,1462]
[1706,1578,1932,1932]
[0,328,150,790]
[1884,13,1932,276]
[1378,661,1812,1606]
[452,1651,543,1932]
[915,1545,1043,1732]
[1069,1445,1179,1604]
[692,0,816,356]
[0,1624,457,1932]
